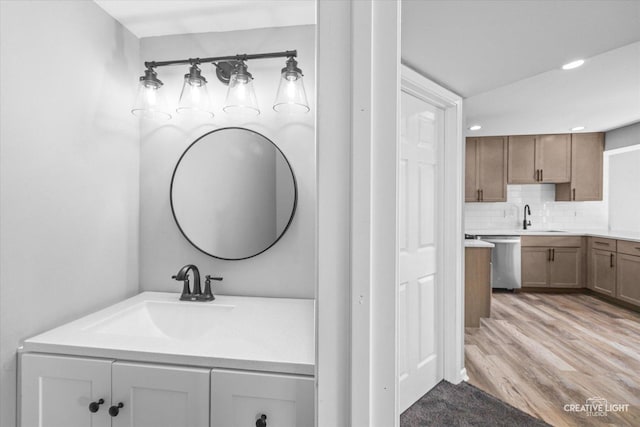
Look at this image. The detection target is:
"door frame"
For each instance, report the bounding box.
[399,65,466,389]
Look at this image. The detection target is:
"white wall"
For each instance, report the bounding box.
[138,26,316,298]
[465,184,608,231]
[0,2,140,425]
[608,147,640,233]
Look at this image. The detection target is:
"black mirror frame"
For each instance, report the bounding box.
[169,127,298,261]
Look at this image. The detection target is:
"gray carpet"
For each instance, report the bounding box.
[400,381,551,427]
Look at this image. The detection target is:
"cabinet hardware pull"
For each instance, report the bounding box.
[89,398,104,413]
[108,402,124,417]
[256,414,268,427]
[552,248,555,262]
[548,248,551,262]
[541,169,543,181]
[477,189,480,201]
[536,169,540,181]
[572,188,576,201]
[480,189,483,201]
[610,253,614,268]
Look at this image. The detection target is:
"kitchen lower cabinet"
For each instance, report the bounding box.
[111,362,209,427]
[549,248,582,288]
[521,237,584,288]
[590,249,616,297]
[20,353,113,427]
[522,247,550,287]
[211,370,314,427]
[616,253,640,306]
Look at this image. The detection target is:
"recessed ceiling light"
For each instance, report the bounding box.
[562,59,585,70]
[571,126,585,131]
[469,125,482,131]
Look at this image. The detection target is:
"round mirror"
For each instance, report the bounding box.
[170,127,297,260]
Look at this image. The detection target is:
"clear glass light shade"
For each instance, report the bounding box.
[131,80,171,120]
[223,73,260,116]
[273,73,309,113]
[176,76,214,118]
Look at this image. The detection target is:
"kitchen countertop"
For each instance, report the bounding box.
[21,292,315,376]
[465,240,495,248]
[466,229,640,243]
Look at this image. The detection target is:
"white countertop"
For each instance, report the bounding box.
[465,240,495,248]
[21,292,315,376]
[466,229,640,243]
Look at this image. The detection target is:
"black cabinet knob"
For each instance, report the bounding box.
[88,398,104,413]
[256,413,267,427]
[108,402,124,417]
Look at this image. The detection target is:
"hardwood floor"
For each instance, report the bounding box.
[465,292,640,427]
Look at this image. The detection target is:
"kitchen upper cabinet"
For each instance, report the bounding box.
[556,133,604,201]
[508,134,571,184]
[20,353,113,427]
[465,136,507,202]
[508,135,537,184]
[111,362,210,427]
[536,134,571,183]
[211,370,314,427]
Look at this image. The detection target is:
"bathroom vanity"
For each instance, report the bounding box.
[19,292,315,427]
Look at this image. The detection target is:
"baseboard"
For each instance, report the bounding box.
[508,287,639,313]
[460,367,469,382]
[515,287,584,294]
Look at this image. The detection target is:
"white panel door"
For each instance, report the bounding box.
[20,353,112,427]
[211,370,314,427]
[398,90,443,412]
[111,362,209,427]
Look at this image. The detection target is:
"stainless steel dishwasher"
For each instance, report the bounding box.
[476,235,522,289]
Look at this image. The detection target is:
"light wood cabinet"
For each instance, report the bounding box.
[211,370,314,427]
[465,247,492,327]
[522,247,550,287]
[590,249,616,296]
[20,353,112,427]
[521,236,584,288]
[507,134,571,184]
[556,133,604,201]
[616,253,640,306]
[466,136,507,202]
[111,362,210,427]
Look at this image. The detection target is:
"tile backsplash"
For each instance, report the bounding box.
[465,184,608,231]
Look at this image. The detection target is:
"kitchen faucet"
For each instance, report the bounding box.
[172,264,222,301]
[523,204,532,230]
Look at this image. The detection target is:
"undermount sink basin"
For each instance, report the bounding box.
[83,300,235,341]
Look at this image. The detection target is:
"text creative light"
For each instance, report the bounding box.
[131,50,309,120]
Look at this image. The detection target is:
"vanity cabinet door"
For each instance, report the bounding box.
[211,370,314,427]
[111,362,210,427]
[20,353,112,427]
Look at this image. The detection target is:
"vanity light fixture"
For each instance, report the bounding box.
[562,59,585,70]
[469,124,482,131]
[273,57,310,113]
[223,60,260,116]
[131,50,309,120]
[571,126,585,131]
[176,64,214,118]
[131,68,172,120]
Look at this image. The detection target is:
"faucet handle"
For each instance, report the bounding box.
[200,275,223,301]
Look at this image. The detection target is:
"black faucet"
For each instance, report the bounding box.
[523,204,532,230]
[172,265,222,301]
